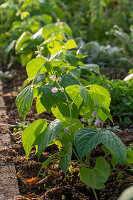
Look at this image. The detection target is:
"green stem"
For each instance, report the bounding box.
[92,188,98,200]
[85,153,90,168]
[69,104,73,134]
[72,148,82,164]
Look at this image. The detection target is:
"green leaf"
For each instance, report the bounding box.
[20,50,33,67]
[79,64,100,74]
[126,149,133,164]
[34,119,62,158]
[5,40,16,53]
[74,128,102,160]
[41,14,52,24]
[62,118,82,133]
[49,50,64,61]
[97,108,108,124]
[59,143,72,176]
[22,119,47,159]
[16,85,33,120]
[53,6,64,20]
[65,85,83,109]
[15,32,30,53]
[36,96,46,115]
[33,73,46,85]
[110,156,118,169]
[102,130,127,164]
[65,39,77,49]
[42,24,62,40]
[65,53,78,66]
[100,107,113,123]
[31,28,43,45]
[52,102,79,120]
[80,157,110,189]
[40,153,58,172]
[62,23,72,37]
[90,84,111,109]
[79,86,94,112]
[59,74,80,88]
[40,85,56,112]
[26,58,46,81]
[51,106,65,121]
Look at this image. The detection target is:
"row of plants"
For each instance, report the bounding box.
[62,0,133,42]
[1,0,133,69]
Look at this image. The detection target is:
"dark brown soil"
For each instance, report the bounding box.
[1,68,133,200]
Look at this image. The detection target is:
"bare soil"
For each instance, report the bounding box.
[1,68,133,200]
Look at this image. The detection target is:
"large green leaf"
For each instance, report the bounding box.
[62,23,72,37]
[65,85,83,109]
[22,119,47,159]
[59,74,80,88]
[97,108,108,124]
[36,96,46,115]
[59,143,72,176]
[126,149,133,164]
[102,130,127,164]
[31,28,43,45]
[65,39,77,49]
[5,40,16,53]
[40,85,57,112]
[62,117,82,133]
[79,64,100,74]
[65,53,79,66]
[80,157,110,189]
[49,50,64,61]
[41,14,52,24]
[51,106,65,121]
[26,58,46,81]
[99,107,113,123]
[15,32,30,53]
[20,50,33,67]
[16,85,33,120]
[79,86,94,112]
[51,74,80,105]
[74,128,102,160]
[90,84,111,109]
[34,119,62,158]
[40,153,58,172]
[52,102,79,119]
[42,24,62,39]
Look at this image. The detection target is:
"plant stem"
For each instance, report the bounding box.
[85,153,90,168]
[92,188,98,200]
[72,148,82,164]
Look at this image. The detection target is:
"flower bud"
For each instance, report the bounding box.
[57,77,62,82]
[95,119,102,127]
[81,118,85,122]
[64,128,68,133]
[51,87,58,93]
[35,51,38,54]
[92,111,97,116]
[49,75,56,80]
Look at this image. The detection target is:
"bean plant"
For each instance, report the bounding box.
[16,23,129,199]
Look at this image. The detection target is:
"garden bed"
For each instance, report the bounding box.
[1,68,133,200]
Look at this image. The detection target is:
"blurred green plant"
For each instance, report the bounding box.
[81,73,133,125]
[61,0,133,42]
[83,41,132,68]
[0,0,64,68]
